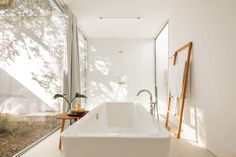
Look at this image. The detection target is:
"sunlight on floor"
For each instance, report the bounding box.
[169,138,216,157]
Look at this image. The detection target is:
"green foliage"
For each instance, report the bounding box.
[0,115,34,135]
[0,116,17,133]
[0,115,59,157]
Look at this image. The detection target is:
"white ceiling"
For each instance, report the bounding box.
[63,0,169,39]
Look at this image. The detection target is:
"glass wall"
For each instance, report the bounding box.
[0,1,68,156]
[155,23,169,116]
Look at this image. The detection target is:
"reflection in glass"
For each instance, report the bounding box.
[0,2,68,156]
[78,31,88,108]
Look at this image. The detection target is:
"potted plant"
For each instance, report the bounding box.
[54,92,87,114]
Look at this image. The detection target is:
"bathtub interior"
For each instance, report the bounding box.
[62,102,166,137]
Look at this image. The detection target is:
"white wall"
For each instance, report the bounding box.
[84,1,236,156]
[168,1,236,157]
[87,39,155,110]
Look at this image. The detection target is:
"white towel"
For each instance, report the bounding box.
[169,62,186,97]
[169,64,178,96]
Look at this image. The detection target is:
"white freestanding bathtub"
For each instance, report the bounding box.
[61,102,170,157]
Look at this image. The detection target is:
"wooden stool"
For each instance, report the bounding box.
[56,113,87,149]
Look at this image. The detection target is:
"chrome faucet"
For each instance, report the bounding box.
[137,89,159,121]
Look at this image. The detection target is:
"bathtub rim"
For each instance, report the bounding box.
[61,101,170,139]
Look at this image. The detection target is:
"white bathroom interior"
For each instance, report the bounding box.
[0,0,236,157]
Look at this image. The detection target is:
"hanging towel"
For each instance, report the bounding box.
[169,61,186,97]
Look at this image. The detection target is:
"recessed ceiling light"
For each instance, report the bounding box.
[118,50,125,53]
[99,17,141,20]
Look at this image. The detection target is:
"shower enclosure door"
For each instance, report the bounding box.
[155,22,169,117]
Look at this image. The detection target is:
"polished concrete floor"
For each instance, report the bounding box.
[21,129,216,157]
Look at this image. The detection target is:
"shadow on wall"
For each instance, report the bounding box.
[0,15,67,112]
[0,68,54,115]
[87,54,128,110]
[163,98,199,143]
[180,57,206,147]
[181,99,199,143]
[0,20,64,95]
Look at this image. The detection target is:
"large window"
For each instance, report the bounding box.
[0,1,68,156]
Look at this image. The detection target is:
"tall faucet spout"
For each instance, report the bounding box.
[137,89,153,103]
[136,89,159,121]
